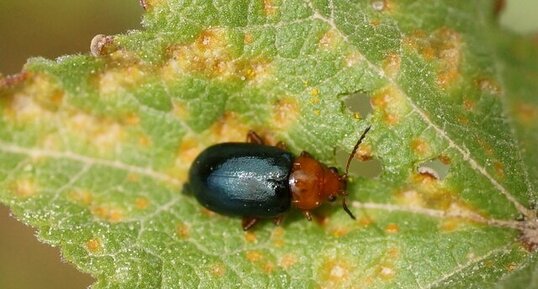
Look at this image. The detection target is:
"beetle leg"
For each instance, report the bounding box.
[247,130,265,145]
[276,141,287,150]
[300,151,313,158]
[302,210,313,221]
[242,216,259,231]
[273,215,285,226]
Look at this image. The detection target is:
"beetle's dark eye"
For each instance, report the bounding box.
[328,195,337,202]
[329,167,338,174]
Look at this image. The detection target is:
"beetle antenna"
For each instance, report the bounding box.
[344,126,371,179]
[342,197,356,219]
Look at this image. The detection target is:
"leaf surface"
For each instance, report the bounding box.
[1,0,538,288]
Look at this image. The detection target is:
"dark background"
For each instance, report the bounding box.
[0,0,536,288]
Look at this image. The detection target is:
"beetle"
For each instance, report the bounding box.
[188,127,371,230]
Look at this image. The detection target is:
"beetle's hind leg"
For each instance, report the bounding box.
[273,215,285,226]
[302,210,313,221]
[247,130,265,144]
[242,216,259,231]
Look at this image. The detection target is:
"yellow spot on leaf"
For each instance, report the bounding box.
[239,59,273,84]
[163,29,232,79]
[494,161,505,179]
[263,0,278,16]
[319,29,342,50]
[372,0,396,12]
[330,225,351,237]
[211,263,226,277]
[345,52,362,67]
[358,216,374,228]
[123,113,140,126]
[246,250,263,262]
[378,266,395,280]
[476,78,501,95]
[439,154,452,165]
[477,138,494,157]
[411,138,430,157]
[395,190,425,208]
[244,231,257,243]
[10,179,38,198]
[271,97,299,130]
[271,227,285,247]
[383,53,401,78]
[171,99,189,120]
[176,222,190,239]
[457,115,469,125]
[135,197,150,210]
[371,85,408,125]
[355,143,373,161]
[370,18,381,27]
[209,112,250,143]
[397,173,486,226]
[162,29,274,85]
[385,223,399,234]
[138,134,152,148]
[279,254,297,269]
[91,205,124,223]
[506,262,518,272]
[320,257,352,287]
[514,102,538,125]
[263,262,275,273]
[68,189,93,205]
[3,76,59,124]
[440,217,465,232]
[310,95,320,105]
[178,135,203,165]
[98,65,145,96]
[244,33,254,44]
[66,112,125,153]
[140,0,163,10]
[200,207,216,217]
[463,99,476,111]
[86,238,102,253]
[405,28,462,89]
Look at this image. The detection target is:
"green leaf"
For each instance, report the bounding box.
[1,0,538,288]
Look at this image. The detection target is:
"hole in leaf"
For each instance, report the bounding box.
[417,158,450,180]
[343,91,373,120]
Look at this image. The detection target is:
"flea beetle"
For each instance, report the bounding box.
[188,127,371,230]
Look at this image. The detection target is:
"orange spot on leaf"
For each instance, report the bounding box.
[86,239,102,253]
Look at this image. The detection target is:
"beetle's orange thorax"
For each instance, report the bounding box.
[289,152,346,210]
